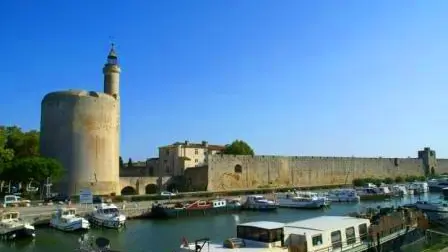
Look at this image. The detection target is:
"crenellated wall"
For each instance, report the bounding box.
[207,155,426,191]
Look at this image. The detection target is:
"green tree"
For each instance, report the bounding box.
[2,157,64,184]
[4,126,39,158]
[127,158,133,168]
[223,140,255,156]
[119,156,124,168]
[0,127,15,175]
[395,176,404,183]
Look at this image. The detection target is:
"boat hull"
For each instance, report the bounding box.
[50,219,90,232]
[0,227,35,241]
[359,194,391,201]
[88,215,126,229]
[277,200,327,209]
[241,204,278,211]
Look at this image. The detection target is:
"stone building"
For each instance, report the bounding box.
[156,141,225,176]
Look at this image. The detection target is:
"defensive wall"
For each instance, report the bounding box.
[206,155,426,191]
[119,176,172,195]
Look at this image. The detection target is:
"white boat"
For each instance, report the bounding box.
[391,185,408,197]
[88,203,126,229]
[276,191,327,209]
[414,200,448,213]
[326,189,360,202]
[50,207,90,232]
[0,211,35,240]
[179,216,371,252]
[241,195,277,211]
[409,182,429,193]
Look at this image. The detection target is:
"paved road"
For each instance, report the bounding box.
[6,196,240,217]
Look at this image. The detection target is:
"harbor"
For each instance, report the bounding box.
[0,188,446,251]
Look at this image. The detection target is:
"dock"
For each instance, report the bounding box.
[16,204,152,226]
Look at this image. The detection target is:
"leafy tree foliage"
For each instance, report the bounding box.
[119,156,124,168]
[223,140,255,156]
[0,125,65,189]
[127,158,133,168]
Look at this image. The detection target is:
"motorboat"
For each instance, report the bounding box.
[427,179,448,192]
[276,191,328,209]
[391,185,408,197]
[356,187,391,200]
[414,200,448,213]
[88,203,126,229]
[0,211,35,240]
[326,189,360,202]
[50,207,90,232]
[409,182,429,193]
[241,195,277,211]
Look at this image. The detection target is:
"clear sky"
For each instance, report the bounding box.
[1,1,448,161]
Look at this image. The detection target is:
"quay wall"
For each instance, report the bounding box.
[207,155,426,191]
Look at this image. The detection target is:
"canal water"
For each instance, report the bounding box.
[0,193,441,252]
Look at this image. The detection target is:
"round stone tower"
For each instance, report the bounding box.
[40,45,121,196]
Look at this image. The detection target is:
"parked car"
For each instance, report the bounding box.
[92,196,103,204]
[1,195,31,207]
[44,194,70,204]
[160,191,176,197]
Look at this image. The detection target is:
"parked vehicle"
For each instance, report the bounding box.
[160,191,176,197]
[1,195,31,208]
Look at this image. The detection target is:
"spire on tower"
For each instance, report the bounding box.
[107,42,118,65]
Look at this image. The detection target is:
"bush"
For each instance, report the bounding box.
[395,176,404,183]
[383,177,394,184]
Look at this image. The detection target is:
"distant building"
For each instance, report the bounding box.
[156,141,225,176]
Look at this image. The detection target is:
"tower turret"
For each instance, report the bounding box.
[103,43,121,98]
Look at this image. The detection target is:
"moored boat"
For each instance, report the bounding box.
[326,188,360,202]
[356,187,391,200]
[88,203,126,229]
[0,211,35,240]
[275,191,328,209]
[151,199,242,219]
[414,200,448,213]
[241,195,277,211]
[391,185,408,197]
[180,208,428,252]
[50,207,90,232]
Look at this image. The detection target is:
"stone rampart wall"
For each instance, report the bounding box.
[207,155,425,191]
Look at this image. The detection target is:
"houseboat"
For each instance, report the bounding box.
[180,208,428,252]
[428,179,448,192]
[50,207,90,232]
[276,192,327,209]
[326,189,360,202]
[241,195,277,211]
[151,199,241,219]
[88,203,126,229]
[0,211,35,240]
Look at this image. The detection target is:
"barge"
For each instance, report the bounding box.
[151,199,241,219]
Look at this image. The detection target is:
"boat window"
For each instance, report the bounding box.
[331,230,342,249]
[312,235,323,246]
[346,227,356,245]
[237,226,283,243]
[359,224,368,241]
[103,208,119,214]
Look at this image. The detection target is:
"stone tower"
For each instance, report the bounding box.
[40,44,121,196]
[418,147,437,176]
[103,43,121,98]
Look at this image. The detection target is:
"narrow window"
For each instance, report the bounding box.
[234,164,242,173]
[346,227,356,245]
[312,235,323,246]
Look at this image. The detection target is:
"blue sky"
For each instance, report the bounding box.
[1,1,448,160]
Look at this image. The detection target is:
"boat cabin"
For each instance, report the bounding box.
[232,221,285,248]
[0,212,20,223]
[283,216,370,251]
[55,208,77,218]
[95,204,120,215]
